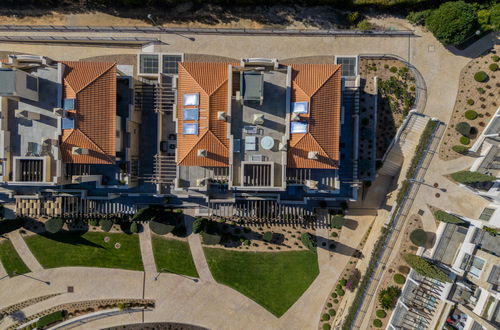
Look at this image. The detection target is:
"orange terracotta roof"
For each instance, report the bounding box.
[60,61,116,164]
[287,64,341,169]
[176,62,236,167]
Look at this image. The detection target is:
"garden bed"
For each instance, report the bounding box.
[439,47,499,159]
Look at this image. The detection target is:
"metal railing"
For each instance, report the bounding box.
[0,25,415,37]
[0,35,158,45]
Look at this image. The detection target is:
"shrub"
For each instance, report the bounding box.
[356,19,371,30]
[373,319,383,328]
[491,3,500,30]
[321,313,330,321]
[263,231,273,242]
[455,122,471,136]
[376,309,387,318]
[346,269,361,292]
[389,66,398,73]
[331,292,338,298]
[493,55,500,62]
[192,217,206,234]
[407,9,433,26]
[409,229,427,247]
[36,311,65,328]
[451,170,497,184]
[331,215,345,230]
[100,219,113,232]
[489,63,499,71]
[404,254,451,282]
[201,232,221,245]
[300,232,317,251]
[452,145,469,154]
[328,309,336,316]
[425,1,479,46]
[89,218,99,227]
[331,232,338,237]
[466,99,474,105]
[393,274,406,285]
[460,136,470,145]
[474,71,489,82]
[433,210,464,224]
[339,279,347,286]
[346,11,360,24]
[464,110,478,120]
[149,220,175,235]
[378,286,401,310]
[130,222,139,233]
[322,324,331,330]
[336,288,345,296]
[172,225,187,237]
[45,218,64,234]
[477,87,485,94]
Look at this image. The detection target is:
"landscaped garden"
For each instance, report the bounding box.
[151,236,198,278]
[440,46,500,159]
[203,247,319,317]
[24,231,143,271]
[0,239,30,276]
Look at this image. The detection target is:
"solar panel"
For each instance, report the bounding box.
[183,93,199,106]
[291,121,307,133]
[292,101,308,114]
[183,123,198,135]
[183,108,199,121]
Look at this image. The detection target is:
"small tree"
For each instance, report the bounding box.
[409,229,427,247]
[378,286,401,310]
[433,210,464,224]
[451,170,497,184]
[100,219,113,232]
[426,1,478,46]
[45,217,63,234]
[262,231,273,242]
[404,254,451,282]
[455,122,471,136]
[192,217,206,234]
[300,232,317,251]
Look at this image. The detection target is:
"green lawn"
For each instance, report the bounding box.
[24,231,143,271]
[0,239,30,276]
[204,248,319,317]
[151,236,199,278]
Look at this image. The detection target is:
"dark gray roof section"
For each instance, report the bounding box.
[472,228,500,256]
[433,223,468,266]
[0,69,16,95]
[485,116,500,136]
[241,71,263,102]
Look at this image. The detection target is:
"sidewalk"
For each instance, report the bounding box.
[138,223,156,274]
[184,211,215,283]
[8,231,43,272]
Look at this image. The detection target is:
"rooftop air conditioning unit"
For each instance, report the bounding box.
[308,151,319,160]
[72,147,89,155]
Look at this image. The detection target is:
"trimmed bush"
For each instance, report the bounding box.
[322,324,331,330]
[452,145,469,154]
[373,319,383,328]
[409,229,427,247]
[201,232,221,245]
[330,232,338,238]
[339,279,347,286]
[45,217,63,234]
[493,55,500,62]
[192,217,206,234]
[100,219,113,232]
[331,215,345,230]
[455,122,471,136]
[474,71,489,82]
[149,220,175,235]
[263,231,273,242]
[130,222,139,233]
[336,288,345,296]
[466,99,474,105]
[464,110,477,120]
[378,286,401,310]
[393,274,406,285]
[321,313,330,321]
[460,136,470,145]
[489,63,499,71]
[376,309,387,318]
[328,309,336,316]
[477,87,485,94]
[331,292,338,298]
[451,170,497,184]
[300,232,317,251]
[404,254,451,282]
[389,66,398,73]
[36,311,65,328]
[433,210,464,224]
[89,218,99,227]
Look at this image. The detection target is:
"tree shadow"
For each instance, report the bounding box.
[343,218,358,230]
[316,235,364,258]
[424,231,436,249]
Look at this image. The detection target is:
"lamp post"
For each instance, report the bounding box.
[154,268,198,283]
[12,272,50,285]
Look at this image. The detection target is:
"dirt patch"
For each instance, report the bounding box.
[439,46,500,160]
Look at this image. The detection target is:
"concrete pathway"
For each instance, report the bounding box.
[0,258,8,278]
[138,223,157,274]
[8,231,43,272]
[183,211,215,283]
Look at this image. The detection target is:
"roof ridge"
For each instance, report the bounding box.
[75,129,111,161]
[178,130,229,166]
[307,133,328,155]
[74,62,116,94]
[177,130,210,165]
[310,65,340,97]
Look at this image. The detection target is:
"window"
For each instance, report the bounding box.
[183,93,199,106]
[291,121,308,133]
[139,54,159,74]
[183,109,199,121]
[162,55,182,74]
[26,75,38,91]
[292,101,308,114]
[183,123,198,135]
[479,207,495,221]
[336,57,357,77]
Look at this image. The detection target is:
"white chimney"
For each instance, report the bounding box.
[217,111,226,121]
[291,113,300,122]
[308,151,319,160]
[197,149,207,157]
[72,147,89,155]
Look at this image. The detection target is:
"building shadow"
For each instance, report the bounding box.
[38,231,104,249]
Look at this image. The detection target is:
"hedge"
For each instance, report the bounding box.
[452,145,469,154]
[451,170,497,184]
[36,311,65,328]
[100,219,113,232]
[464,110,477,120]
[460,136,470,145]
[149,220,175,235]
[376,309,387,318]
[404,254,451,282]
[433,210,464,224]
[201,232,221,245]
[393,274,406,285]
[455,122,471,136]
[474,71,489,82]
[130,222,139,233]
[409,229,427,247]
[45,218,64,234]
[300,232,317,251]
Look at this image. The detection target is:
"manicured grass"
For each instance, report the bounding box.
[0,239,30,276]
[151,236,199,278]
[24,231,143,271]
[204,248,319,317]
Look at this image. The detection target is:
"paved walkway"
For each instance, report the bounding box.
[8,231,43,272]
[138,224,157,274]
[183,211,215,283]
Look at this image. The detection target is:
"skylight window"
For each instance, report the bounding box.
[183,123,198,135]
[292,101,308,114]
[291,121,308,133]
[183,108,199,121]
[63,98,76,110]
[183,93,199,106]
